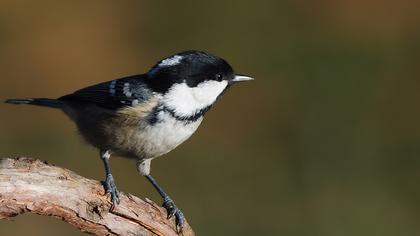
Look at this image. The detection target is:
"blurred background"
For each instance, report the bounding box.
[1,0,420,235]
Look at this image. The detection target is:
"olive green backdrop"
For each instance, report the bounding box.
[1,0,420,235]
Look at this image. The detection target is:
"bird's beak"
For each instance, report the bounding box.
[231,74,254,83]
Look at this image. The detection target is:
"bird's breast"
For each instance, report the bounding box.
[112,108,203,159]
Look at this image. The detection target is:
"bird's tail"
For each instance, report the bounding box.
[5,98,63,108]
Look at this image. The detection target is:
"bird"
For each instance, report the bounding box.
[5,50,253,230]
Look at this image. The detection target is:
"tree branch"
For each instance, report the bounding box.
[0,158,194,236]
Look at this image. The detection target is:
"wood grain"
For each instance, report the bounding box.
[0,158,194,236]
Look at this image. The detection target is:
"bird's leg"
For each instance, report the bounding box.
[100,150,120,209]
[145,174,185,230]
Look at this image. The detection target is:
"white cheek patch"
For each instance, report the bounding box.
[163,80,228,116]
[192,80,228,104]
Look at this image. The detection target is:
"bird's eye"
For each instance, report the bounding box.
[215,73,224,81]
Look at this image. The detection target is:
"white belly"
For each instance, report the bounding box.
[136,111,203,158]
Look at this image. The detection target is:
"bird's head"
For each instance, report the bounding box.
[146,50,253,117]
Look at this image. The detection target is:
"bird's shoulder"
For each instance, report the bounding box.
[59,74,155,109]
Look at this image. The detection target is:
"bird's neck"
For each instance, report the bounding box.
[161,104,211,122]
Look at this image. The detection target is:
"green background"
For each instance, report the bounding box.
[1,0,420,235]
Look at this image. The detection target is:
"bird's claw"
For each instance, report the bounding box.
[163,196,185,231]
[102,174,120,210]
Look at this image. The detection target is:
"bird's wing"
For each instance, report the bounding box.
[59,74,153,109]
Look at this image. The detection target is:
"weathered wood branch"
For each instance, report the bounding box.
[0,158,194,236]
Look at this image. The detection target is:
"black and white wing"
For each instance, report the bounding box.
[59,74,153,109]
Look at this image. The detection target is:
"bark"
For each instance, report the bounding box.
[0,158,194,236]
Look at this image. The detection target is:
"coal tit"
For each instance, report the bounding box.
[5,50,253,229]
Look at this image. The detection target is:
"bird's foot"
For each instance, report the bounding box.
[102,174,120,210]
[162,196,185,232]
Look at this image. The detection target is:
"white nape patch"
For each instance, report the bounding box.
[159,55,183,67]
[163,80,228,116]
